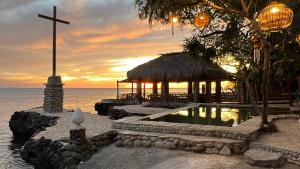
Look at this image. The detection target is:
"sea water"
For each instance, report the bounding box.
[0,88,118,169]
[0,88,187,168]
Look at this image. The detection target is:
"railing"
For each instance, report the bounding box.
[118,92,239,103]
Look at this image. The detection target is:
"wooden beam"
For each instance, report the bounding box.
[38,14,70,24]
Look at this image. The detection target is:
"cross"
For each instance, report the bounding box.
[38,6,70,77]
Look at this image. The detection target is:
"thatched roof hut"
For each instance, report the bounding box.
[127,52,232,82]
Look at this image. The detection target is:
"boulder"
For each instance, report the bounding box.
[219,146,232,156]
[20,137,64,169]
[244,149,285,168]
[9,111,58,140]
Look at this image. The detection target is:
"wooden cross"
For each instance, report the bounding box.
[38,6,70,77]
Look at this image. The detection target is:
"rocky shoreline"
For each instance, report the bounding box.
[20,130,117,169]
[95,100,146,120]
[9,110,117,169]
[9,111,59,140]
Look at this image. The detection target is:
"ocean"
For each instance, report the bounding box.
[0,88,187,168]
[0,88,119,169]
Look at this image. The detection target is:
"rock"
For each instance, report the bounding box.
[115,140,124,147]
[20,137,63,169]
[155,141,165,148]
[244,149,285,168]
[178,141,187,148]
[70,128,86,145]
[142,141,152,147]
[191,146,205,153]
[134,140,142,147]
[219,146,232,156]
[165,142,176,149]
[9,111,58,140]
[205,148,219,154]
[95,99,135,115]
[204,142,214,148]
[109,109,130,120]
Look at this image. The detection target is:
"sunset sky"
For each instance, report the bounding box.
[0,0,191,88]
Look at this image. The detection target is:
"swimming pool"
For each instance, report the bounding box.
[150,106,255,127]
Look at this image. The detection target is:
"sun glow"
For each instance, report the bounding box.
[111,56,157,72]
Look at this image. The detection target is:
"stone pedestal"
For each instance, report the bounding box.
[70,128,86,145]
[43,76,64,113]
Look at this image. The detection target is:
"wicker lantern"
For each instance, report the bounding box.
[296,34,300,45]
[257,2,293,32]
[194,12,210,28]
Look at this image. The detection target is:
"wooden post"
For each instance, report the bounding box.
[137,80,142,103]
[131,81,134,95]
[206,81,212,103]
[116,80,119,100]
[201,84,206,94]
[143,82,146,99]
[216,81,222,103]
[153,81,158,96]
[161,80,169,102]
[194,81,200,102]
[188,81,193,101]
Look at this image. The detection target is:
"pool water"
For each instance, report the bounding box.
[151,106,255,127]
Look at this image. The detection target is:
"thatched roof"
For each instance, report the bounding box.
[127,52,232,82]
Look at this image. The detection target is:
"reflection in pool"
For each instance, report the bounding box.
[151,107,255,127]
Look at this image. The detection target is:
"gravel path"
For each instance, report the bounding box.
[257,119,300,151]
[31,108,112,140]
[78,145,299,169]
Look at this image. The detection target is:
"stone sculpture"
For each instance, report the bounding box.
[72,108,84,127]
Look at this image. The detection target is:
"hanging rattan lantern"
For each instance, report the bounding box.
[296,34,300,45]
[194,12,210,28]
[257,2,293,32]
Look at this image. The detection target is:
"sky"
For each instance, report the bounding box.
[0,0,191,88]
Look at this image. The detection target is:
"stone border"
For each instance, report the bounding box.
[113,104,299,141]
[115,130,248,156]
[112,103,262,141]
[250,142,300,166]
[249,114,300,165]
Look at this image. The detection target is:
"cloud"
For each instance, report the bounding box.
[0,0,190,88]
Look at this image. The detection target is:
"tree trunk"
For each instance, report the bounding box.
[261,43,270,125]
[288,80,293,106]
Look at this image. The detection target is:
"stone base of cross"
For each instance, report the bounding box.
[43,76,64,113]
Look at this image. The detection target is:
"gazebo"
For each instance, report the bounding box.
[117,52,233,103]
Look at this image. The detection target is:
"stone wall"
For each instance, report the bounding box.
[44,76,63,113]
[112,117,260,141]
[115,131,248,155]
[250,142,300,166]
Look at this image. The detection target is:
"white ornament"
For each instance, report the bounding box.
[72,108,84,126]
